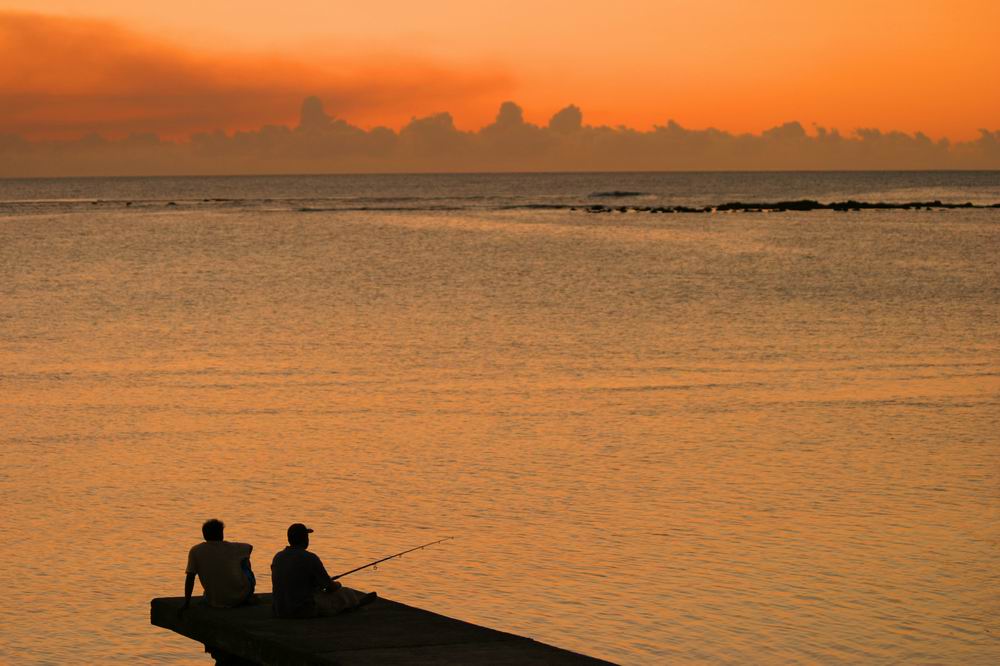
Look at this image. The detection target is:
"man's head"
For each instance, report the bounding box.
[287,523,314,548]
[202,519,224,542]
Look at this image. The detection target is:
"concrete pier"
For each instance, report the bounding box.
[151,591,616,665]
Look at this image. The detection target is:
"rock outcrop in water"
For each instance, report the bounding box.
[589,191,649,198]
[581,199,996,214]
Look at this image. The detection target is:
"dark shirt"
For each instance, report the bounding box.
[270,546,331,618]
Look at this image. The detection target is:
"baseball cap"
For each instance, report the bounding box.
[287,523,314,542]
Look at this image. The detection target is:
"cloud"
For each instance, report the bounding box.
[1,12,996,174]
[0,11,511,139]
[3,96,998,177]
[549,105,583,134]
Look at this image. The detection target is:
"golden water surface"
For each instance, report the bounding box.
[1,176,998,663]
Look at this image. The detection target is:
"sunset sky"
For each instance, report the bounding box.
[2,0,998,140]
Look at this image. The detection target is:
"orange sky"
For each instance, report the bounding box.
[2,0,998,140]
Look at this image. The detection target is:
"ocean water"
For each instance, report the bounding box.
[1,172,998,664]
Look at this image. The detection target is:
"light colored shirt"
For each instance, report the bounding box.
[186,540,253,608]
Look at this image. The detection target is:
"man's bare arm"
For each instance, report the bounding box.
[183,572,196,609]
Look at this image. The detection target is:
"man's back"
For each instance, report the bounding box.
[271,546,330,618]
[186,540,253,608]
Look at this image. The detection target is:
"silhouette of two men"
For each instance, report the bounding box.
[183,519,376,617]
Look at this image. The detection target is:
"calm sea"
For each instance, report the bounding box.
[1,172,998,664]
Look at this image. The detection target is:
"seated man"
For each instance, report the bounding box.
[183,519,256,609]
[271,523,376,618]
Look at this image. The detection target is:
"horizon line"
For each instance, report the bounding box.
[3,168,1000,183]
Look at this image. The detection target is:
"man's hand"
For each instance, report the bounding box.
[327,579,342,593]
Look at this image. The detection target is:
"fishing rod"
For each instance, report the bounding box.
[331,537,454,581]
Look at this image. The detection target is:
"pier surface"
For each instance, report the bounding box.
[151,592,616,665]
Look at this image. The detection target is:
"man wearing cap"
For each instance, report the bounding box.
[271,523,377,618]
[183,519,256,609]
